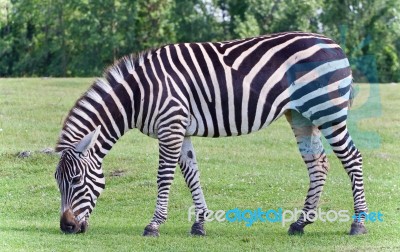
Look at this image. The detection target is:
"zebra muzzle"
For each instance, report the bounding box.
[60,209,88,234]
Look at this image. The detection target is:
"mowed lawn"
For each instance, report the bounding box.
[0,78,399,251]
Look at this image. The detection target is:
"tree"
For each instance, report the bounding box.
[1,0,399,81]
[173,0,226,43]
[0,0,13,76]
[321,0,400,82]
[225,0,322,38]
[133,0,176,49]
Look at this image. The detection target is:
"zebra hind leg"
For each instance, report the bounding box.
[178,137,208,236]
[143,124,186,237]
[319,121,368,235]
[285,111,329,235]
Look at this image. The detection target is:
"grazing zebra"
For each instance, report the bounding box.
[54,32,368,236]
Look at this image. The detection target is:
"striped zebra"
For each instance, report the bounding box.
[55,32,368,236]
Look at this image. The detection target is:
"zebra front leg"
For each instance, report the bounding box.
[285,111,329,235]
[179,137,208,236]
[143,126,185,237]
[319,123,368,235]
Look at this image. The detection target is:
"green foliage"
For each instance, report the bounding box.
[239,0,322,33]
[134,0,176,49]
[233,12,260,38]
[0,0,399,82]
[321,0,400,83]
[174,0,226,42]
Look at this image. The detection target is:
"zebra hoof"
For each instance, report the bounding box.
[349,222,367,235]
[143,224,160,237]
[288,223,304,235]
[190,222,206,236]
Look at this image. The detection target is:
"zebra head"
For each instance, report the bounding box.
[55,126,105,234]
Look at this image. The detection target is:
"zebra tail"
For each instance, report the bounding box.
[348,76,356,108]
[348,73,357,109]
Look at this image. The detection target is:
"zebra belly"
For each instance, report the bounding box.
[184,107,279,138]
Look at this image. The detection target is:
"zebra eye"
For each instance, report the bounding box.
[71,175,82,184]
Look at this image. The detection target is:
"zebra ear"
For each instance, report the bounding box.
[75,125,101,154]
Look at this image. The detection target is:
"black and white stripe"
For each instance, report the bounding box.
[55,32,368,236]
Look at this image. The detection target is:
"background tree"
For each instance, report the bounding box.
[321,0,400,83]
[0,0,399,82]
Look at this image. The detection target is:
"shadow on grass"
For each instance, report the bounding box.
[0,225,60,235]
[128,224,352,238]
[0,220,360,240]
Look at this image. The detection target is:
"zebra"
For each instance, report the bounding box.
[54,32,368,236]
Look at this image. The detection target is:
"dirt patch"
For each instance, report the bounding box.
[17,151,31,158]
[110,169,126,177]
[40,147,56,155]
[16,147,57,158]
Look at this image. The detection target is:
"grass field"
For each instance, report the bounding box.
[0,78,399,251]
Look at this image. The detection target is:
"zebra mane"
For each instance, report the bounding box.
[55,49,155,153]
[106,50,153,76]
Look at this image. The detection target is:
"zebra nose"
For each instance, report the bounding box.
[60,209,79,234]
[63,222,77,233]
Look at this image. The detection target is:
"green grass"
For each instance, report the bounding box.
[0,78,399,251]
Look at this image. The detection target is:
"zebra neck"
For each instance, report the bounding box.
[57,80,135,159]
[58,53,154,157]
[85,76,137,158]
